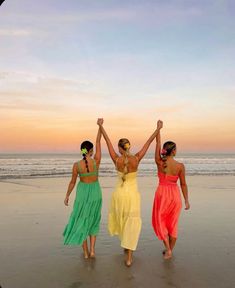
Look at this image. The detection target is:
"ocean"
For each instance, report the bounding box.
[0,153,235,179]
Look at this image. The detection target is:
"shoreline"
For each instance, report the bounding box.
[1,152,235,181]
[1,173,235,182]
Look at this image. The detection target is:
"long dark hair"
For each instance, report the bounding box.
[161,141,176,170]
[80,141,93,172]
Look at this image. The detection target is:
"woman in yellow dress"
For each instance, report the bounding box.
[97,118,162,266]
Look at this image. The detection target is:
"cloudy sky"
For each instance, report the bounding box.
[0,0,235,152]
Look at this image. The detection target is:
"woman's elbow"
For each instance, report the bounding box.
[180,183,187,189]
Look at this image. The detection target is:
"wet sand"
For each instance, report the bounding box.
[0,175,235,288]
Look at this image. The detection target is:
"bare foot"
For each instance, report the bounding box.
[84,252,89,259]
[89,251,96,259]
[125,259,132,267]
[125,253,133,267]
[163,250,172,260]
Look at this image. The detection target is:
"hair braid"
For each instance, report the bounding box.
[161,141,176,173]
[161,154,167,170]
[83,154,89,172]
[122,150,130,183]
[80,140,93,173]
[118,138,131,184]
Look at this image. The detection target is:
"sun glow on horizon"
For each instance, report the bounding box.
[0,1,235,153]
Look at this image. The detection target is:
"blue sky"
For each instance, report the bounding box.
[0,0,235,152]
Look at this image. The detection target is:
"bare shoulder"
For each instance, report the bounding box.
[76,159,83,165]
[176,161,185,173]
[71,162,79,177]
[130,154,139,163]
[73,162,79,170]
[131,154,138,159]
[115,156,121,165]
[133,152,138,159]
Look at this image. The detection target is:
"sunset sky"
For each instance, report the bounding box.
[0,0,235,153]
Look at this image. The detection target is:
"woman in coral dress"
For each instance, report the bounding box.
[98,118,162,266]
[152,121,190,259]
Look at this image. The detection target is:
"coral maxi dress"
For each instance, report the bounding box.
[152,172,182,240]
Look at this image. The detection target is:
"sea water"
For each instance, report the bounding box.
[0,153,235,179]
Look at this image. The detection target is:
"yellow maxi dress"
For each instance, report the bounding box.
[108,171,142,251]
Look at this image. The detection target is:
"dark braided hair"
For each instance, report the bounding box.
[161,141,176,170]
[80,141,93,173]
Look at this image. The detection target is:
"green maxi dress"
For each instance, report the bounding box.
[63,160,102,245]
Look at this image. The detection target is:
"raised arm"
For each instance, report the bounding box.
[179,164,190,210]
[94,125,102,167]
[64,163,78,206]
[97,119,118,164]
[135,120,162,162]
[155,120,163,166]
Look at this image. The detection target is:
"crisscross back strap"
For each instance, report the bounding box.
[78,159,98,177]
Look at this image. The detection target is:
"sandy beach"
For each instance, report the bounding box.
[0,175,235,288]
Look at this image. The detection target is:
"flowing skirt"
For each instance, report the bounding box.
[108,174,142,251]
[152,184,182,240]
[63,181,102,245]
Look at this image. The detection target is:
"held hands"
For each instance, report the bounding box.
[157,120,163,130]
[97,118,104,126]
[64,196,69,206]
[185,200,190,210]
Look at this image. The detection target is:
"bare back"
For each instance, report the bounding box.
[78,158,98,183]
[116,155,139,173]
[158,157,183,176]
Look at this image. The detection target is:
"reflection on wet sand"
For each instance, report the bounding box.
[0,176,235,288]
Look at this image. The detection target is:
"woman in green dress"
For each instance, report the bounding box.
[63,121,102,259]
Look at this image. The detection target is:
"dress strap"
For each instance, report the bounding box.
[78,159,98,177]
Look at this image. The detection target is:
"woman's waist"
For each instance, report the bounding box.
[78,180,99,185]
[117,171,137,178]
[117,175,138,183]
[116,180,138,188]
[158,181,178,186]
